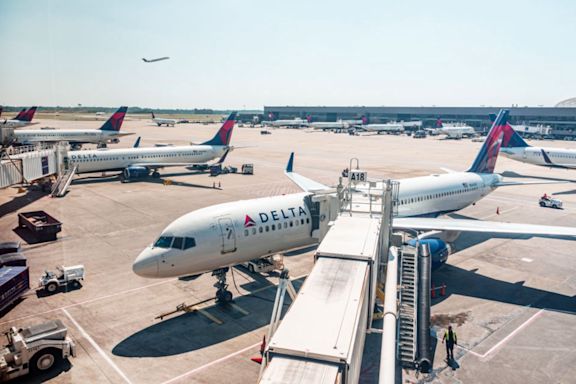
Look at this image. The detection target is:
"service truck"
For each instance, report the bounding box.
[0,319,75,380]
[39,265,85,294]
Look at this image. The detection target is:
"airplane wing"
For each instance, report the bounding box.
[393,217,576,239]
[494,180,573,187]
[285,152,331,192]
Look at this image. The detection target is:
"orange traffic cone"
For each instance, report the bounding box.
[496,207,500,215]
[441,283,446,296]
[260,335,266,356]
[431,283,436,298]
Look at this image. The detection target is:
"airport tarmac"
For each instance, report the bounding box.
[1,117,575,383]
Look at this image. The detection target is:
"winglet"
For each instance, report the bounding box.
[541,149,553,164]
[216,149,230,164]
[286,152,294,173]
[133,136,141,148]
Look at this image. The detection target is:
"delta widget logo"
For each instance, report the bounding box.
[244,215,256,228]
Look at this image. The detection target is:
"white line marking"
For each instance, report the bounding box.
[0,279,173,326]
[62,308,133,384]
[160,342,260,384]
[480,309,543,358]
[521,257,533,263]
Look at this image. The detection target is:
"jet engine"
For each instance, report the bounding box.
[122,166,149,182]
[406,230,461,269]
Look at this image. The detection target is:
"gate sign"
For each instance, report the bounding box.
[349,170,367,183]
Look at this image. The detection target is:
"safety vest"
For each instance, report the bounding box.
[444,330,457,343]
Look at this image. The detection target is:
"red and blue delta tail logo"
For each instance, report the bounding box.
[17,107,37,122]
[100,106,128,132]
[244,215,256,228]
[13,108,27,120]
[467,109,509,174]
[202,112,237,146]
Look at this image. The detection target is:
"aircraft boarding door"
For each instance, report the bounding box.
[217,217,237,253]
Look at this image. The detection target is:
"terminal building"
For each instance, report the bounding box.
[263,105,576,138]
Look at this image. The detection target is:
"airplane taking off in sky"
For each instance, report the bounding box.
[151,112,177,127]
[1,107,38,128]
[133,110,576,302]
[500,124,576,169]
[142,57,170,63]
[14,106,131,149]
[68,112,236,181]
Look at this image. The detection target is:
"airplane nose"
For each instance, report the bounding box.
[132,249,159,278]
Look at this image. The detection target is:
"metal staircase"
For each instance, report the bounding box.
[398,249,418,367]
[51,164,77,197]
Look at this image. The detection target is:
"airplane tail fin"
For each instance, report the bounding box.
[13,108,27,120]
[436,117,443,128]
[100,106,128,131]
[19,107,37,122]
[0,106,3,118]
[489,113,530,148]
[467,109,509,174]
[202,112,236,146]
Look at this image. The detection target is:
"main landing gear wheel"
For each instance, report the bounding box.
[152,171,160,178]
[213,267,233,303]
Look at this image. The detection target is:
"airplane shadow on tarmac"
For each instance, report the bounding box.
[112,278,305,358]
[72,173,218,189]
[430,263,576,314]
[0,188,46,217]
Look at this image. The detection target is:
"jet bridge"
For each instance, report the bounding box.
[0,143,67,189]
[259,175,399,384]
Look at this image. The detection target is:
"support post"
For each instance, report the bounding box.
[417,243,432,372]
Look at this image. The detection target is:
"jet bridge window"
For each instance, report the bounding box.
[154,236,173,248]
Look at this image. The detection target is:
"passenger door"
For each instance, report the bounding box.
[218,217,237,253]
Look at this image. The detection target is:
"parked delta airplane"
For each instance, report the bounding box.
[1,107,38,128]
[132,110,576,302]
[261,118,308,128]
[500,123,576,169]
[308,119,363,131]
[68,112,236,181]
[354,122,405,134]
[14,107,131,149]
[151,112,177,127]
[434,118,476,139]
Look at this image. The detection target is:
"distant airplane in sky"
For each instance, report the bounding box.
[142,57,170,63]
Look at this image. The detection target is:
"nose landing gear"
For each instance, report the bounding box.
[212,267,233,303]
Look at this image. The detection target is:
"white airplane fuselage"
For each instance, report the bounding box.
[69,145,227,173]
[1,120,33,128]
[438,126,476,138]
[501,147,576,169]
[359,123,404,133]
[14,129,131,145]
[134,171,500,278]
[154,118,177,127]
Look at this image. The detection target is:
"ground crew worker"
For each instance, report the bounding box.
[442,325,457,361]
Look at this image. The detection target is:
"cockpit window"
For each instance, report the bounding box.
[172,237,183,250]
[154,236,173,248]
[184,237,196,249]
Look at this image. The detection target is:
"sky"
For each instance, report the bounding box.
[0,0,575,109]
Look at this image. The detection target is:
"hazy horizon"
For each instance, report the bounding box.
[1,0,575,109]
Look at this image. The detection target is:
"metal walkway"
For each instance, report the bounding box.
[51,164,77,197]
[398,248,418,367]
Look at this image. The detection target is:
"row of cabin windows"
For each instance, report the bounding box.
[74,153,198,162]
[244,218,310,236]
[539,152,576,159]
[154,236,196,250]
[399,185,480,205]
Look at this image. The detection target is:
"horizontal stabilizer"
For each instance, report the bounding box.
[393,217,576,239]
[494,180,573,187]
[285,152,330,192]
